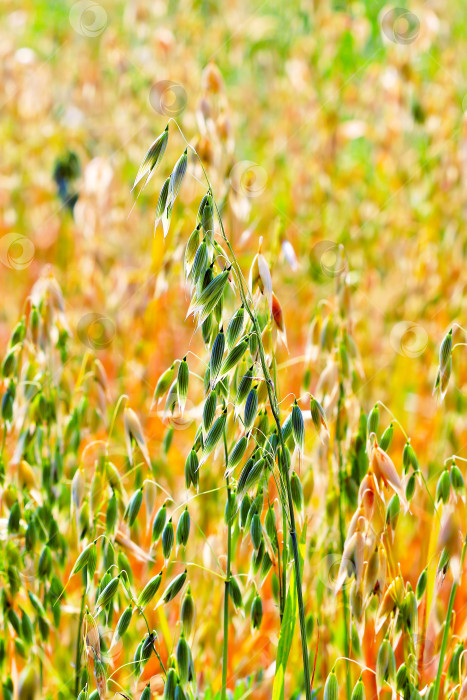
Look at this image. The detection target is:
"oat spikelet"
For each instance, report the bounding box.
[371,445,409,513]
[375,576,404,633]
[133,126,169,191]
[335,531,365,593]
[124,407,151,468]
[249,237,273,311]
[271,293,288,349]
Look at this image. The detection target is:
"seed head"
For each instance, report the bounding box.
[439,328,453,372]
[351,677,365,700]
[140,684,151,700]
[133,126,169,191]
[152,502,168,543]
[38,545,52,579]
[164,667,178,699]
[167,150,188,211]
[436,469,451,504]
[159,570,188,606]
[291,400,305,453]
[250,593,263,630]
[379,423,393,451]
[180,587,196,636]
[137,573,163,610]
[250,513,263,550]
[162,519,175,560]
[125,487,143,527]
[190,240,209,285]
[198,192,214,239]
[176,634,190,684]
[291,471,304,513]
[228,575,243,610]
[154,176,170,233]
[201,409,227,461]
[177,357,189,416]
[324,670,338,700]
[202,391,217,434]
[95,574,120,612]
[153,364,175,406]
[220,338,249,379]
[235,366,253,405]
[416,568,427,600]
[227,435,248,470]
[185,450,199,491]
[237,456,265,498]
[367,405,380,439]
[184,225,201,275]
[240,493,251,529]
[176,508,191,547]
[451,461,465,494]
[226,306,245,348]
[244,387,258,431]
[112,605,133,646]
[124,407,151,468]
[376,639,396,694]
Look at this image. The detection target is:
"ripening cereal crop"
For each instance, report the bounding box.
[1,1,467,699]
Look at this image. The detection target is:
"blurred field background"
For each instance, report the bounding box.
[2,0,467,697]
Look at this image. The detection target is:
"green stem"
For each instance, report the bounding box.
[1,423,6,457]
[336,384,351,700]
[272,352,286,621]
[432,536,467,700]
[283,464,312,692]
[74,588,86,697]
[281,507,287,622]
[221,430,232,700]
[0,424,6,484]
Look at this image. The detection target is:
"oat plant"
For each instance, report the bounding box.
[137,119,314,699]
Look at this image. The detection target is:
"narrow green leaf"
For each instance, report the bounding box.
[272,523,307,700]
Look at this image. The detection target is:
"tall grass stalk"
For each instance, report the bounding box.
[74,589,86,697]
[432,535,467,700]
[215,205,313,700]
[336,383,351,700]
[171,120,313,699]
[221,430,232,700]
